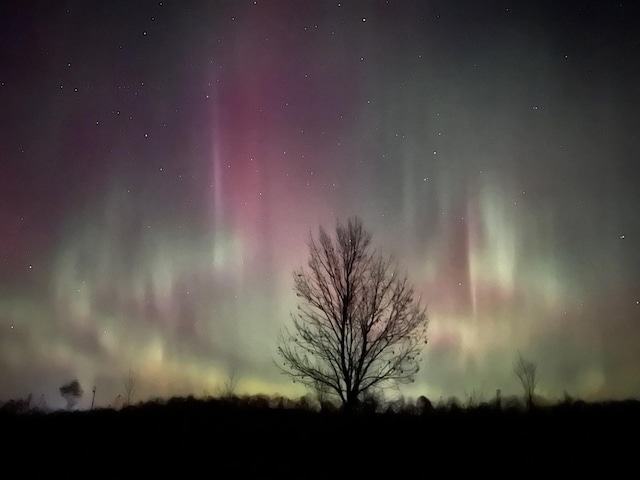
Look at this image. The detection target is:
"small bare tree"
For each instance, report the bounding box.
[60,379,83,410]
[514,351,538,409]
[222,367,238,398]
[464,385,485,409]
[277,217,429,412]
[123,367,137,407]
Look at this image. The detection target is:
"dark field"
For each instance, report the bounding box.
[2,397,638,478]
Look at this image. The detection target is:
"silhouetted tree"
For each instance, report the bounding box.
[110,394,122,410]
[1,394,32,414]
[464,385,485,409]
[514,351,538,409]
[221,367,238,398]
[123,367,137,407]
[59,379,83,410]
[277,217,429,412]
[416,395,433,414]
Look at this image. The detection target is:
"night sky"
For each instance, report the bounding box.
[2,0,639,410]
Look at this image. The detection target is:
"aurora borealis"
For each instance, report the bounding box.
[1,1,639,410]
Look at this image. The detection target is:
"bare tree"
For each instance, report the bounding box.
[221,367,238,398]
[60,379,83,410]
[464,384,485,409]
[123,366,137,407]
[110,394,122,410]
[277,217,429,412]
[514,351,538,409]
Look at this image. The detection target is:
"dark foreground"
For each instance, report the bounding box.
[2,397,638,478]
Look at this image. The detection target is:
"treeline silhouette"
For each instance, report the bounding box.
[2,393,638,477]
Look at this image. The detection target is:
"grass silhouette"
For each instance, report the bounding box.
[2,393,638,478]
